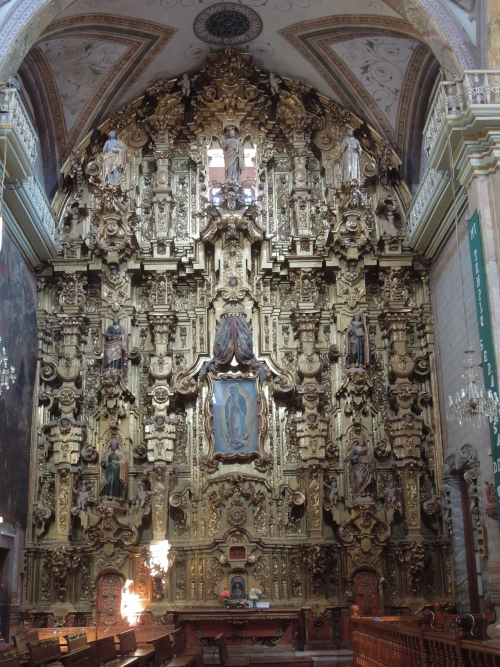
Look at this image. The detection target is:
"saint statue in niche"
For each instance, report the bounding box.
[225,385,249,451]
[103,316,128,373]
[340,129,362,182]
[347,437,376,502]
[346,312,369,368]
[221,128,245,182]
[100,439,129,502]
[102,131,127,185]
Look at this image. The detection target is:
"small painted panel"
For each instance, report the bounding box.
[213,378,258,454]
[230,575,246,600]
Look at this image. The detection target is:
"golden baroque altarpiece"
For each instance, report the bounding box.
[28,49,451,642]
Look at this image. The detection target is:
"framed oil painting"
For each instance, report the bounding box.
[201,373,271,472]
[213,378,258,454]
[230,575,246,601]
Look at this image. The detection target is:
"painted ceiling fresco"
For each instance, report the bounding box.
[40,37,130,134]
[327,36,418,131]
[19,0,470,174]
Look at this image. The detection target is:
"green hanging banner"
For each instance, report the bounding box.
[468,210,500,527]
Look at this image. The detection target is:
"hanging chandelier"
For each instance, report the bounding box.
[447,350,499,427]
[0,338,16,396]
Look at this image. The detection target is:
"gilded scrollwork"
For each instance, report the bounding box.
[29,46,444,626]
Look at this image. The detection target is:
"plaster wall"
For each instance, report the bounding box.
[431,211,500,606]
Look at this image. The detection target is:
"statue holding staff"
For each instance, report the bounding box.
[221,128,245,182]
[102,130,127,185]
[340,129,362,182]
[103,316,129,373]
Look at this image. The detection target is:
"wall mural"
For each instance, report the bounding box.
[28,48,450,646]
[0,231,37,527]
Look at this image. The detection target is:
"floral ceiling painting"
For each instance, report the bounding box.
[41,37,129,131]
[327,36,418,131]
[24,17,176,162]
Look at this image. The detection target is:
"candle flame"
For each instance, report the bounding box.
[120,579,142,626]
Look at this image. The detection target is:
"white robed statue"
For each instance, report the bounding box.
[340,129,362,182]
[221,129,245,182]
[102,130,127,185]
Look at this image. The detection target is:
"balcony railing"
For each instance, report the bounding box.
[0,84,38,167]
[0,83,58,259]
[407,168,442,239]
[22,176,58,247]
[350,605,500,667]
[408,70,500,246]
[423,70,500,160]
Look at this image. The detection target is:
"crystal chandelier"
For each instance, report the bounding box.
[447,350,498,427]
[0,338,16,396]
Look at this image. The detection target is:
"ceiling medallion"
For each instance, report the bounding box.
[194,3,262,46]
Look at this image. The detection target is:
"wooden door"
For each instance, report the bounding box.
[97,574,122,627]
[353,571,379,617]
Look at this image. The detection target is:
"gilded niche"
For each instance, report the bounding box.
[31,47,446,633]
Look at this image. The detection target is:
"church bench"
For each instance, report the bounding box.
[147,634,196,667]
[27,638,62,667]
[61,647,95,667]
[0,649,22,667]
[147,636,173,667]
[65,634,88,655]
[168,630,202,667]
[116,632,154,667]
[13,633,39,658]
[90,637,139,667]
[213,634,250,667]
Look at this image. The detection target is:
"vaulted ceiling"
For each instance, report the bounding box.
[18,0,474,197]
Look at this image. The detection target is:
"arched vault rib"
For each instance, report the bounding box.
[0,0,476,86]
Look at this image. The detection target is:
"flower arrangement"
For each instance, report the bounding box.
[220,589,250,609]
[248,588,262,608]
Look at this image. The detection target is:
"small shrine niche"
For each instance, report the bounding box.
[229,545,246,561]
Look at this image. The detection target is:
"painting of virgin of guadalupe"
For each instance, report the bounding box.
[213,379,258,454]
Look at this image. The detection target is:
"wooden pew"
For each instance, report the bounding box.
[148,636,173,667]
[27,638,62,667]
[65,634,88,656]
[213,634,250,667]
[13,632,38,660]
[90,638,139,667]
[168,630,202,667]
[61,647,95,667]
[116,632,154,667]
[0,649,22,667]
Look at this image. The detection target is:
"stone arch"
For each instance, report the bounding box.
[0,0,476,85]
